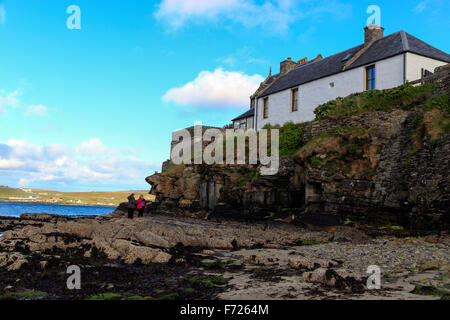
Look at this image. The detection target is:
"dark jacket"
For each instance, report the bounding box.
[127,195,137,209]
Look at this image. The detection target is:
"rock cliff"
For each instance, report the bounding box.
[147,73,450,231]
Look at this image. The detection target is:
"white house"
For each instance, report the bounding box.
[231,25,450,130]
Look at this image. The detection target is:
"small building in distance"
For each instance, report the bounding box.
[232,108,254,130]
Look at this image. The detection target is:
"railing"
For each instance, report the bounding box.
[408,66,450,85]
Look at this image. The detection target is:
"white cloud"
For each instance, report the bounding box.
[155,0,240,29]
[155,0,352,33]
[6,139,42,159]
[18,178,32,187]
[216,46,268,68]
[0,89,20,114]
[0,158,24,169]
[24,104,48,117]
[297,26,316,41]
[0,5,6,24]
[0,138,161,190]
[162,68,264,108]
[77,138,113,156]
[413,1,427,13]
[155,0,294,33]
[1,89,51,117]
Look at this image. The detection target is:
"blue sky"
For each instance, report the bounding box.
[0,0,449,191]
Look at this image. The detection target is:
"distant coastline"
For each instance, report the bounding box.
[0,186,153,208]
[0,199,116,207]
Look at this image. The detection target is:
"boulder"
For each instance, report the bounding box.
[303,268,366,293]
[302,268,330,284]
[124,245,171,264]
[243,255,279,266]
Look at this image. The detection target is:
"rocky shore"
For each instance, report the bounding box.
[1,210,449,300]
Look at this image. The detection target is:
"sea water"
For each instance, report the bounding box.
[0,202,114,218]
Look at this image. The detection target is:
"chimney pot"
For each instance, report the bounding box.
[364,24,384,46]
[313,54,323,61]
[297,57,308,65]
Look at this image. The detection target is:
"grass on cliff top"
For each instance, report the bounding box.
[161,164,186,178]
[314,82,439,120]
[294,126,379,177]
[405,93,449,166]
[262,122,306,155]
[423,92,450,142]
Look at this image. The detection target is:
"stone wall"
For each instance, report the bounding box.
[303,108,411,141]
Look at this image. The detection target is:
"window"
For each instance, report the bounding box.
[262,97,269,119]
[366,65,376,91]
[291,88,299,112]
[342,53,353,62]
[329,82,335,88]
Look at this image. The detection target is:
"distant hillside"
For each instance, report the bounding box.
[0,187,155,207]
[0,187,30,198]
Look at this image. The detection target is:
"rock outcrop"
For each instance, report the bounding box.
[0,213,335,270]
[147,157,303,221]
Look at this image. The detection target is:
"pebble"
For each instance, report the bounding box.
[292,239,450,276]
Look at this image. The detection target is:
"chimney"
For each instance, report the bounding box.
[364,24,384,46]
[297,57,308,65]
[280,57,297,75]
[313,54,323,62]
[342,25,384,71]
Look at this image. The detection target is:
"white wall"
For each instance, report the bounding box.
[405,52,448,82]
[234,116,254,129]
[256,54,405,128]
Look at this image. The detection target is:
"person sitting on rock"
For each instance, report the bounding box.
[137,195,147,218]
[127,193,137,219]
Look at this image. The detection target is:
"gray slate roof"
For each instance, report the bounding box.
[260,31,450,98]
[264,74,279,86]
[232,108,255,121]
